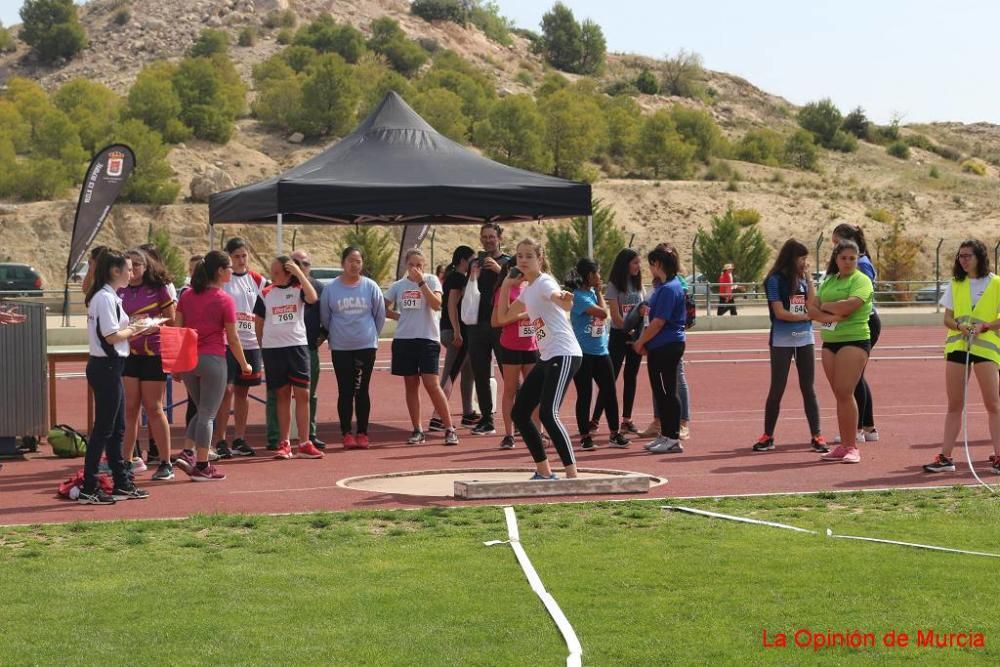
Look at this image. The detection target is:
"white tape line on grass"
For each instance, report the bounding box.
[825,529,1000,558]
[662,505,818,534]
[485,506,582,667]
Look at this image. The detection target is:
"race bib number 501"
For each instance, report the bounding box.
[401,289,422,309]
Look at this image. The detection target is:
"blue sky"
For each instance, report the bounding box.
[2,0,995,124]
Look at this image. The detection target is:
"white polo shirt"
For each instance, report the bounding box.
[87,284,130,358]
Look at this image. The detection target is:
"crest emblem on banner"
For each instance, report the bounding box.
[107,151,125,177]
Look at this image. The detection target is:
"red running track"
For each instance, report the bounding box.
[2,325,997,525]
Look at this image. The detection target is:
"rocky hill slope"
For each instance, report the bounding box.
[1,0,998,289]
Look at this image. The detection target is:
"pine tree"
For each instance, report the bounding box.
[693,206,770,286]
[343,225,395,285]
[544,199,625,284]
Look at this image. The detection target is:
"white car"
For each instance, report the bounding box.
[310,267,343,285]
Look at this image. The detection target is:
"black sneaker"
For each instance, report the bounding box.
[621,420,639,435]
[147,441,160,464]
[752,435,775,452]
[810,436,830,453]
[609,432,631,448]
[215,440,233,459]
[112,484,150,500]
[78,489,116,505]
[499,435,515,449]
[461,412,482,427]
[471,421,496,436]
[312,438,326,451]
[580,435,596,451]
[151,461,174,481]
[407,429,426,445]
[232,438,255,457]
[923,454,956,473]
[588,418,600,434]
[428,417,445,432]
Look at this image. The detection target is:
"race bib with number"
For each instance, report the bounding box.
[533,317,548,342]
[590,317,606,337]
[518,321,535,338]
[790,295,807,316]
[621,303,634,315]
[270,303,298,325]
[820,320,838,331]
[237,312,255,331]
[401,289,422,310]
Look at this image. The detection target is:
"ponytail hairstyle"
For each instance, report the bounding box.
[654,243,686,276]
[826,239,860,278]
[515,237,549,273]
[767,238,809,288]
[609,248,642,294]
[448,245,476,277]
[275,255,302,286]
[566,257,599,290]
[192,250,231,293]
[832,223,868,256]
[646,247,678,282]
[89,245,110,262]
[85,249,128,306]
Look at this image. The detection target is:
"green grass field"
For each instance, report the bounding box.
[2,487,998,665]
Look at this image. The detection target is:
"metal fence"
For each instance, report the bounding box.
[0,300,49,443]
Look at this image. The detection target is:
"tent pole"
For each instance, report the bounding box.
[587,215,594,258]
[277,213,284,255]
[208,223,215,250]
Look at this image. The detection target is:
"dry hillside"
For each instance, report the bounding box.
[1,0,999,288]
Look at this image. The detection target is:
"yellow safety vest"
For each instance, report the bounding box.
[944,275,1000,364]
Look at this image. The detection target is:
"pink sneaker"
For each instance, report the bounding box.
[841,447,861,464]
[343,433,358,449]
[355,433,370,449]
[273,440,293,460]
[172,450,196,474]
[297,441,324,459]
[189,464,226,482]
[820,444,849,462]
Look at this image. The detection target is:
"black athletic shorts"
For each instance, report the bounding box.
[226,347,263,386]
[946,350,994,365]
[391,338,440,376]
[823,340,872,354]
[497,345,540,366]
[262,345,311,390]
[122,354,167,382]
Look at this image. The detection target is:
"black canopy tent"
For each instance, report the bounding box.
[208,91,594,256]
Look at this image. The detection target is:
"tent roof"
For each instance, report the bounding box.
[208,91,591,225]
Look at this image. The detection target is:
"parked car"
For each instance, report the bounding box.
[69,261,88,283]
[914,282,946,303]
[0,263,43,296]
[685,273,712,299]
[310,267,343,285]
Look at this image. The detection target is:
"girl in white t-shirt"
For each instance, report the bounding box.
[497,238,582,480]
[253,256,321,460]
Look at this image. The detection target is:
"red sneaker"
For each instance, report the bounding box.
[297,441,324,459]
[343,433,358,449]
[273,440,293,460]
[820,444,849,462]
[356,433,370,449]
[189,464,226,482]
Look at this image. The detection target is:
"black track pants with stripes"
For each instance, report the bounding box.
[513,355,582,466]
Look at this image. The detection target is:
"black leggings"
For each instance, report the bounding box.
[574,353,620,434]
[84,357,129,492]
[764,345,821,437]
[647,342,685,439]
[854,312,880,429]
[331,349,376,435]
[594,328,641,422]
[513,356,581,467]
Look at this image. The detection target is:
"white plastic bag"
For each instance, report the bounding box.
[461,275,481,326]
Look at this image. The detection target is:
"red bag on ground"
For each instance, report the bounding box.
[160,326,198,373]
[57,470,113,499]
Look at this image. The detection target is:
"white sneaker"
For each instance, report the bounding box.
[129,457,147,474]
[649,437,683,454]
[863,429,879,442]
[679,425,690,440]
[208,448,221,462]
[833,431,865,445]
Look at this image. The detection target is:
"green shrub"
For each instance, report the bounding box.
[703,159,736,182]
[659,49,703,98]
[125,62,182,140]
[797,98,842,147]
[291,53,359,137]
[0,21,14,53]
[475,93,550,172]
[841,106,871,140]
[903,133,934,151]
[783,129,819,170]
[961,159,986,176]
[637,108,695,179]
[19,0,88,64]
[731,207,761,227]
[734,128,783,166]
[928,166,940,178]
[189,28,228,57]
[368,18,428,77]
[515,69,533,86]
[264,9,297,30]
[827,129,858,153]
[295,15,367,63]
[694,206,770,282]
[635,68,658,94]
[237,27,257,47]
[282,45,317,73]
[671,106,722,163]
[865,207,894,224]
[276,28,294,45]
[15,157,72,199]
[111,119,180,205]
[886,140,910,159]
[411,0,466,22]
[113,8,130,26]
[539,2,604,75]
[411,88,469,142]
[726,178,739,192]
[469,1,514,46]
